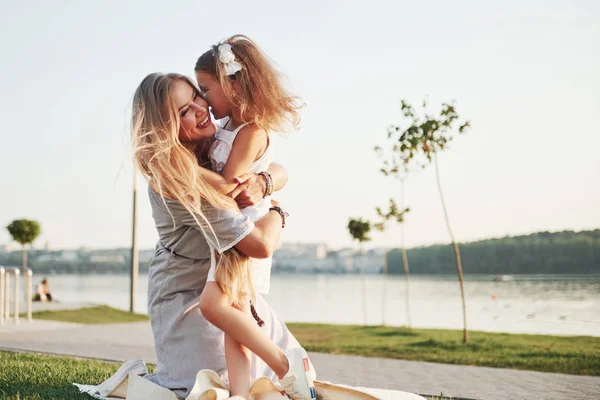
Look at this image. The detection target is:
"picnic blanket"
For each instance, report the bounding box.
[73,360,425,400]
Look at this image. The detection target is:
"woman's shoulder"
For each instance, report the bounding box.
[147,184,181,212]
[148,184,243,220]
[148,183,169,201]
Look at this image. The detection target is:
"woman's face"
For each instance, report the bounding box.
[171,79,216,142]
[195,71,232,120]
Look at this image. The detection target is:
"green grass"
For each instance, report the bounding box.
[287,323,600,376]
[0,351,155,400]
[23,305,149,324]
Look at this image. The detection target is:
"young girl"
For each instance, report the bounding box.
[195,35,316,400]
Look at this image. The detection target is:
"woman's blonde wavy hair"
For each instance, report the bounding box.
[195,34,302,132]
[131,72,253,305]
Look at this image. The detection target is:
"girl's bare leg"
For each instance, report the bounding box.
[225,301,251,398]
[199,282,289,378]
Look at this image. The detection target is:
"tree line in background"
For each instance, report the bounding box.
[387,229,600,275]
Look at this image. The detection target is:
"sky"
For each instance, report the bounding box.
[1,0,599,251]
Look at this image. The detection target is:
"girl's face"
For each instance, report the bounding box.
[195,71,233,120]
[171,79,216,142]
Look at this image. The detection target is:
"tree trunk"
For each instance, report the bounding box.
[400,179,412,329]
[434,153,468,343]
[360,244,368,325]
[381,251,387,325]
[401,240,411,329]
[21,244,28,306]
[21,244,27,271]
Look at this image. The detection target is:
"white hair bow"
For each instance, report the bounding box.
[218,43,242,76]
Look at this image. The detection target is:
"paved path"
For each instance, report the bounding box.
[1,320,599,399]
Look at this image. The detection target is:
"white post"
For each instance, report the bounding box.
[27,269,32,322]
[4,272,10,319]
[0,267,4,325]
[14,269,20,323]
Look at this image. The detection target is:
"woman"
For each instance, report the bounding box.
[131,72,306,398]
[33,278,52,302]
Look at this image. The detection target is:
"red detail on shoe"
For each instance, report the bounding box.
[303,357,310,371]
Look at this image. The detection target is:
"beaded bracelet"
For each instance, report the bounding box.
[269,206,289,228]
[259,171,274,198]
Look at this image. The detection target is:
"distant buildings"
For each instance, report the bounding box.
[272,243,387,274]
[36,250,79,263]
[88,254,126,264]
[272,242,327,272]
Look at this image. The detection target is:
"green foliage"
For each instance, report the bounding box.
[347,218,372,243]
[380,99,471,170]
[386,229,600,274]
[375,198,410,231]
[373,99,470,230]
[6,219,41,246]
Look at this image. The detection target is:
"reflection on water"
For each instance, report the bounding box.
[43,274,600,336]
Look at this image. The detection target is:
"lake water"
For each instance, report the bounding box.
[39,273,600,336]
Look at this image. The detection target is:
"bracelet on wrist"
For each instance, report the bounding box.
[269,206,288,228]
[259,171,274,198]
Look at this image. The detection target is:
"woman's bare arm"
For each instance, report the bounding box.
[234,206,283,258]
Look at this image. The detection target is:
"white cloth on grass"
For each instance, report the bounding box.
[74,363,427,400]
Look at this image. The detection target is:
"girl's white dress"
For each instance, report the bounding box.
[206,118,273,294]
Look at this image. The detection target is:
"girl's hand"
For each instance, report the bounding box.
[228,172,266,209]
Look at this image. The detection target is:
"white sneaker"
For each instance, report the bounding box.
[278,348,317,400]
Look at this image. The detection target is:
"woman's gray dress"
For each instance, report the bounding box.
[144,187,301,398]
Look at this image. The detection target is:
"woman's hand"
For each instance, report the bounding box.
[228,172,266,209]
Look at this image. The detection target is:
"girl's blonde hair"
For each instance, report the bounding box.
[131,72,253,304]
[195,34,302,132]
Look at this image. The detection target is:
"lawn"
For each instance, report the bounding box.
[287,323,600,376]
[22,305,149,324]
[0,351,149,400]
